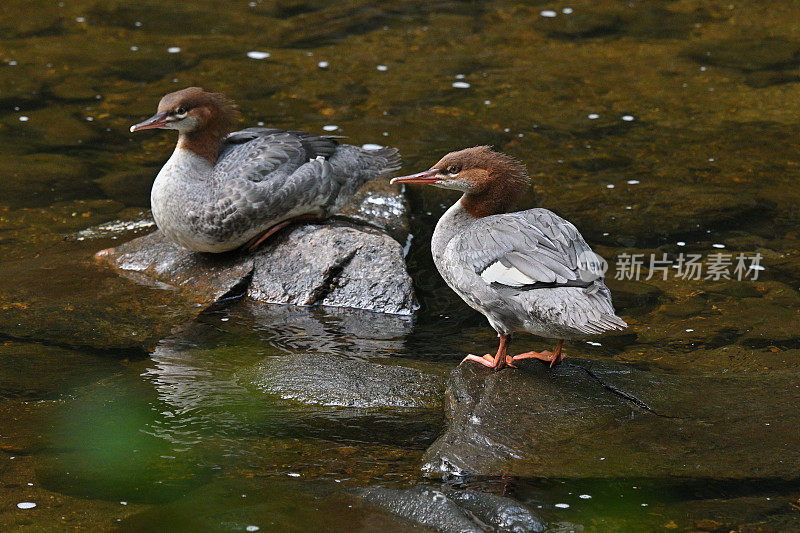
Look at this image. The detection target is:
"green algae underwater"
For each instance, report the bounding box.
[1,0,800,531]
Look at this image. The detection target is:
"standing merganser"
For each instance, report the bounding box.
[392,146,626,370]
[130,87,400,252]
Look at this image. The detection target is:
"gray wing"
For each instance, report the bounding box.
[213,128,339,184]
[446,208,625,335]
[451,208,602,289]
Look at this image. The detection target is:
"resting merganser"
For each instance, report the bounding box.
[129,87,400,252]
[392,146,626,370]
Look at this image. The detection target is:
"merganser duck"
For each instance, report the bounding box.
[129,87,400,252]
[392,146,626,370]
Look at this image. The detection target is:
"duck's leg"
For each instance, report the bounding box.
[461,334,516,370]
[510,339,564,368]
[246,214,325,252]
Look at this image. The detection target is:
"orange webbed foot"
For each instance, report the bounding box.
[511,350,563,367]
[460,353,495,368]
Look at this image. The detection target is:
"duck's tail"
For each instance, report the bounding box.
[326,144,402,206]
[367,146,402,178]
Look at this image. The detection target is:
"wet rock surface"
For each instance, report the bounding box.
[242,352,443,409]
[248,224,416,314]
[421,360,800,479]
[95,222,417,314]
[360,485,546,533]
[338,178,410,242]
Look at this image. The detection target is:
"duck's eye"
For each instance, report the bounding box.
[174,107,187,118]
[446,165,461,175]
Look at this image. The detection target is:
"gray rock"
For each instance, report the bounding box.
[360,485,546,533]
[447,490,547,533]
[338,178,410,242]
[241,353,443,409]
[95,222,417,315]
[421,360,800,479]
[95,228,255,305]
[248,224,417,315]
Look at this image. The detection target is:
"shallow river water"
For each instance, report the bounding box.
[1,1,800,531]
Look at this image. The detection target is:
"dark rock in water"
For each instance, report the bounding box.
[361,486,480,533]
[685,37,800,72]
[95,222,417,315]
[446,490,547,533]
[536,6,710,41]
[421,362,634,478]
[241,353,443,409]
[360,485,546,533]
[744,70,800,88]
[421,360,800,479]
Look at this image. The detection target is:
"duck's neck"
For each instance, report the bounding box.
[176,130,223,165]
[431,198,479,265]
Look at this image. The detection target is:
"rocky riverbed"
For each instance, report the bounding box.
[2,0,800,531]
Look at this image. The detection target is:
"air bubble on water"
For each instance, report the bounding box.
[247,51,270,60]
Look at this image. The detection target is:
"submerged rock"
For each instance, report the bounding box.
[241,353,443,409]
[360,485,546,533]
[685,37,800,72]
[421,360,800,479]
[95,222,417,315]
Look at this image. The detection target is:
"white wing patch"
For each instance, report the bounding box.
[480,261,537,287]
